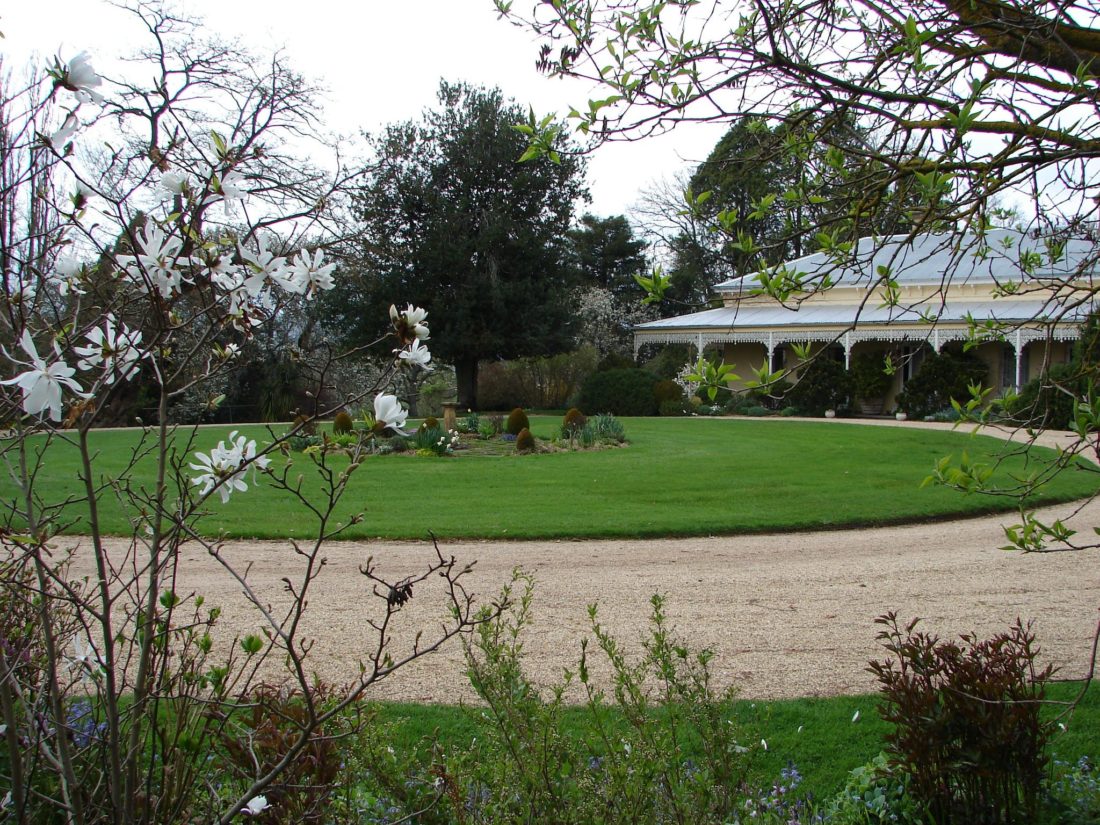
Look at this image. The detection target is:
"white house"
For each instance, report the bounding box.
[633,230,1095,405]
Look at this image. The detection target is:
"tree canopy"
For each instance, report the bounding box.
[327,81,587,409]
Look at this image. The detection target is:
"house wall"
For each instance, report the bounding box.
[719,342,769,389]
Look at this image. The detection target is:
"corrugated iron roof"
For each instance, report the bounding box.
[712,230,1095,293]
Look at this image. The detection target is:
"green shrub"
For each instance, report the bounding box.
[478,348,599,410]
[459,574,752,824]
[653,379,684,404]
[869,612,1053,825]
[850,351,893,401]
[1006,362,1081,429]
[459,409,481,434]
[895,350,987,419]
[291,413,316,436]
[748,378,793,411]
[411,424,444,451]
[787,357,853,415]
[332,410,353,435]
[596,351,636,372]
[824,753,925,824]
[288,433,321,452]
[515,427,536,453]
[506,407,529,435]
[577,368,660,416]
[478,419,496,439]
[658,398,689,416]
[779,406,797,417]
[423,415,440,430]
[744,405,772,416]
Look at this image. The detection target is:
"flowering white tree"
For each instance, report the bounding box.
[0,6,484,823]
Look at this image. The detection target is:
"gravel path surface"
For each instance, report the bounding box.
[68,419,1100,703]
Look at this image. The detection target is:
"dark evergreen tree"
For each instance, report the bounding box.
[327,82,587,409]
[566,213,648,300]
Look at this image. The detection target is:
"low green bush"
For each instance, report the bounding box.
[787,357,853,415]
[895,350,987,419]
[653,379,684,404]
[1006,362,1082,429]
[506,407,529,435]
[457,574,752,824]
[658,398,690,416]
[577,368,660,416]
[589,412,626,442]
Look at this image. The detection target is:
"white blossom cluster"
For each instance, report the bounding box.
[3,51,435,506]
[188,431,272,504]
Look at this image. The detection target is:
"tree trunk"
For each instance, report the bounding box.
[455,357,479,411]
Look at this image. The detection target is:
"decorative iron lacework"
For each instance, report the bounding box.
[632,324,1080,357]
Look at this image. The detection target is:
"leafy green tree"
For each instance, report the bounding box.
[328,82,587,409]
[567,213,648,299]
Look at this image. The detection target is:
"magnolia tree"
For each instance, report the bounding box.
[0,6,484,823]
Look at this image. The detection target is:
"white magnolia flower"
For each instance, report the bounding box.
[373,393,409,435]
[206,169,248,215]
[120,223,186,298]
[50,257,86,297]
[57,52,104,103]
[389,303,429,342]
[74,315,143,384]
[71,180,96,209]
[286,249,336,298]
[1,329,86,422]
[241,795,271,816]
[160,170,189,195]
[46,113,79,152]
[397,339,432,371]
[239,241,288,296]
[189,431,271,504]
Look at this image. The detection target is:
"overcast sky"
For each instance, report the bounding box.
[3,0,727,219]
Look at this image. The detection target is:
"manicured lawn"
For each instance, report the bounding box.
[4,417,1097,540]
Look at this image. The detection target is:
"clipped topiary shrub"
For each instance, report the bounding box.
[506,407,530,435]
[291,413,316,436]
[577,368,660,416]
[332,410,354,435]
[423,416,440,430]
[561,407,586,436]
[515,427,536,453]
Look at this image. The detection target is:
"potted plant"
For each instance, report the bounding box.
[850,352,892,415]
